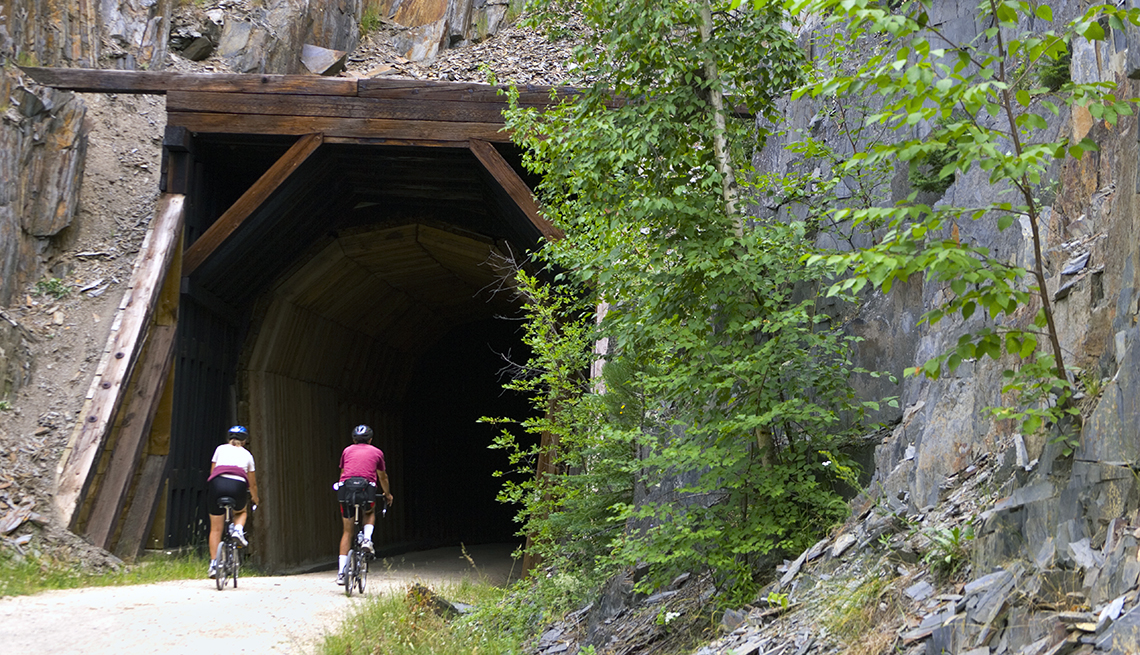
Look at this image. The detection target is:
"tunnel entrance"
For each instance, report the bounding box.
[29,68,558,568]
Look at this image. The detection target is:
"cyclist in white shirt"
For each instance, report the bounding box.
[206,425,261,579]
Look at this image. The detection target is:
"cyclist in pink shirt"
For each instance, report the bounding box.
[335,424,393,584]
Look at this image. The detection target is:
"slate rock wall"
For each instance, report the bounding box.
[756,0,1140,592]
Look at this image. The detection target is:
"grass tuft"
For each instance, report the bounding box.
[319,579,522,654]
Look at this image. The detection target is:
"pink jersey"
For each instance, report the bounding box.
[339,443,386,483]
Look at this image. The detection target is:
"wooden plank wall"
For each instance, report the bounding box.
[245,297,408,570]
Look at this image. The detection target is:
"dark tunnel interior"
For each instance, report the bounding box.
[402,318,535,549]
[164,136,551,570]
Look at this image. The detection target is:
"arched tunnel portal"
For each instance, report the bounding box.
[165,137,544,572]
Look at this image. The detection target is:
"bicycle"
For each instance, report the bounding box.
[214,496,242,591]
[344,496,385,597]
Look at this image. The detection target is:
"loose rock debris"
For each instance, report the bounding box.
[527,444,1140,655]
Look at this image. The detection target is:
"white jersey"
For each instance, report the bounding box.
[211,443,256,481]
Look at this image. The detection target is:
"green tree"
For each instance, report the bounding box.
[502,0,877,603]
[795,0,1140,450]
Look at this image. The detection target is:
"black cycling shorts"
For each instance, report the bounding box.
[337,478,376,518]
[207,475,248,516]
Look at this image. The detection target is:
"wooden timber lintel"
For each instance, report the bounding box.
[468,139,563,241]
[20,67,752,117]
[183,132,324,276]
[54,194,186,528]
[20,66,359,96]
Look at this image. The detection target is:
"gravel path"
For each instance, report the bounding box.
[0,544,519,655]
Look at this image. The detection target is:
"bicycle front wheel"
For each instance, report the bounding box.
[215,543,227,591]
[355,550,367,594]
[230,543,240,588]
[344,550,355,597]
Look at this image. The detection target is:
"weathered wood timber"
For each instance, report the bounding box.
[84,323,177,550]
[166,111,509,142]
[167,90,514,125]
[21,67,360,96]
[182,133,324,275]
[469,139,563,241]
[22,66,576,104]
[54,194,186,528]
[358,78,579,105]
[112,453,169,559]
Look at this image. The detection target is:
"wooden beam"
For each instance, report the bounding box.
[168,90,511,125]
[20,66,358,96]
[468,139,563,241]
[323,136,471,148]
[54,194,186,528]
[359,78,579,105]
[167,111,509,143]
[112,454,169,559]
[84,323,177,549]
[183,132,324,276]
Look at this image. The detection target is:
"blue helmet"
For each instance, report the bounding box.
[227,425,249,441]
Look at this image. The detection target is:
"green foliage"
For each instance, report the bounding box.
[820,566,903,654]
[484,271,633,596]
[907,138,956,195]
[35,277,70,299]
[923,524,974,582]
[502,0,885,605]
[320,580,522,655]
[0,400,10,411]
[796,0,1140,441]
[1038,44,1072,92]
[360,7,382,34]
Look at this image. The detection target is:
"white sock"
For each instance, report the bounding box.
[233,524,244,534]
[338,555,348,572]
[209,559,216,567]
[363,524,374,540]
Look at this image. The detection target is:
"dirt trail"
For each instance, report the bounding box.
[0,544,519,654]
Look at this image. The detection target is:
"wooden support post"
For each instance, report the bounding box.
[83,323,177,549]
[161,126,194,195]
[468,139,563,241]
[182,132,324,276]
[118,359,177,559]
[54,194,185,528]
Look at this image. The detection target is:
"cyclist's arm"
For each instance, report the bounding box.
[248,470,261,506]
[377,470,393,504]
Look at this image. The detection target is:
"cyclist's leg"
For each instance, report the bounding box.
[231,482,249,527]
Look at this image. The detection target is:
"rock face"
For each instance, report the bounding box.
[380,0,526,62]
[0,311,33,402]
[214,0,363,73]
[0,74,89,309]
[1,0,170,311]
